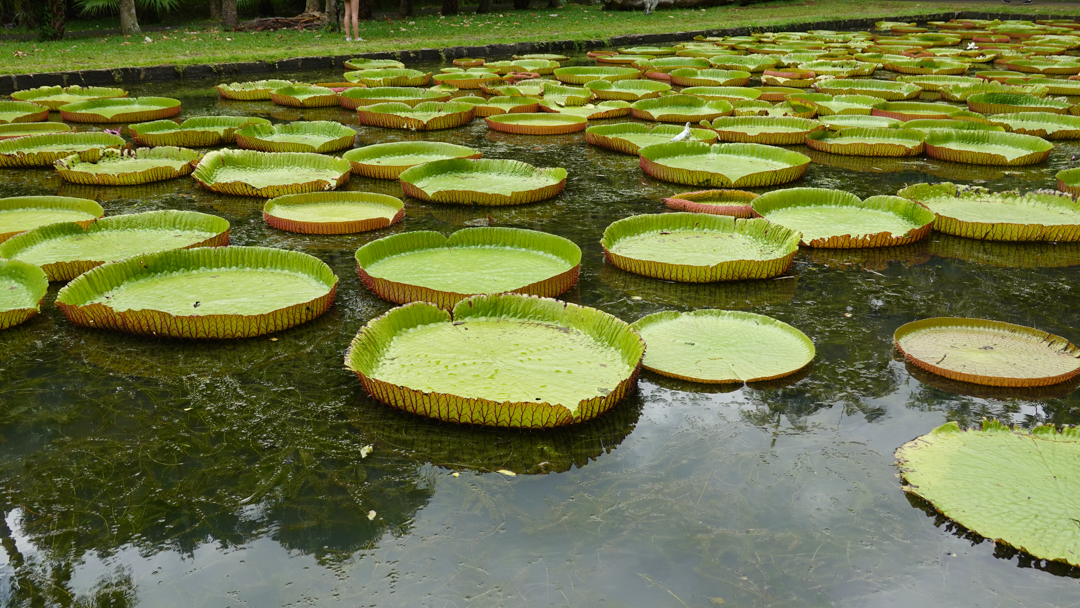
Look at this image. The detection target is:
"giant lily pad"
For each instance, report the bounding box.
[215,80,296,100]
[752,187,935,248]
[0,123,71,140]
[343,141,480,179]
[538,100,631,120]
[337,86,451,110]
[896,420,1080,568]
[709,54,779,72]
[871,101,977,122]
[344,293,644,428]
[585,123,718,155]
[0,210,229,281]
[701,116,823,144]
[897,182,1080,241]
[344,69,431,87]
[264,191,403,234]
[804,93,884,116]
[431,70,502,89]
[485,112,588,135]
[639,141,811,188]
[192,149,352,197]
[898,119,1005,134]
[883,58,969,75]
[54,147,200,186]
[967,92,1070,114]
[814,79,922,100]
[541,82,593,106]
[234,121,356,153]
[55,245,337,339]
[584,79,671,101]
[0,100,50,124]
[820,115,903,130]
[553,66,641,84]
[11,85,128,111]
[356,227,580,308]
[600,213,799,282]
[58,97,181,123]
[668,68,751,87]
[631,310,814,383]
[0,132,124,167]
[630,95,733,123]
[454,96,539,117]
[894,318,1080,387]
[269,85,339,108]
[343,58,405,70]
[0,195,103,243]
[923,130,1053,165]
[662,189,757,217]
[129,116,271,147]
[805,127,925,156]
[356,101,474,130]
[1057,167,1080,196]
[1007,58,1080,75]
[0,259,48,331]
[399,158,565,206]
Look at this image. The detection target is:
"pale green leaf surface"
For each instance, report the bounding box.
[12,228,217,266]
[366,247,570,293]
[608,230,785,265]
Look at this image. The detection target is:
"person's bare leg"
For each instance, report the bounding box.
[349,0,360,40]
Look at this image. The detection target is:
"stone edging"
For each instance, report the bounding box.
[1,10,1076,95]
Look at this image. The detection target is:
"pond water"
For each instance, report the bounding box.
[2,58,1080,607]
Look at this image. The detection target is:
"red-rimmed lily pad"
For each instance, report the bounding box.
[192,149,352,197]
[585,122,718,155]
[485,112,587,135]
[343,141,481,179]
[356,101,474,130]
[399,158,565,206]
[924,130,1053,165]
[630,94,733,123]
[662,189,757,217]
[640,141,811,188]
[58,97,181,123]
[234,121,356,153]
[897,182,1080,241]
[55,245,338,339]
[0,132,124,167]
[264,191,403,234]
[701,116,824,145]
[355,227,580,308]
[805,127,926,156]
[601,212,799,282]
[894,318,1080,387]
[269,85,340,108]
[215,79,297,101]
[0,100,50,124]
[0,259,48,331]
[129,116,271,147]
[337,86,451,109]
[0,122,71,140]
[344,293,644,428]
[54,146,201,186]
[0,209,229,281]
[0,195,103,243]
[11,85,128,111]
[631,310,814,384]
[752,187,935,248]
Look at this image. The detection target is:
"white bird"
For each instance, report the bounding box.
[966,42,977,50]
[669,122,692,142]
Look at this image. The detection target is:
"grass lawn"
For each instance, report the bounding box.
[3,0,1080,75]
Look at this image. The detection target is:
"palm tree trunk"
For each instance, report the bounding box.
[221,0,239,30]
[118,0,140,35]
[210,0,222,20]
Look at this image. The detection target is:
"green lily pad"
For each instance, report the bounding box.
[454,96,539,117]
[0,209,229,281]
[356,101,475,130]
[234,121,356,153]
[883,58,969,75]
[639,141,811,188]
[897,182,1080,241]
[668,68,751,87]
[0,122,71,140]
[356,227,580,308]
[129,116,271,147]
[58,97,181,123]
[819,115,903,130]
[54,146,201,186]
[215,79,297,100]
[805,127,926,156]
[343,141,481,179]
[431,70,502,89]
[583,79,671,101]
[600,213,799,282]
[0,132,124,167]
[631,310,814,383]
[630,95,733,123]
[701,116,823,145]
[585,122,718,155]
[708,54,779,72]
[752,187,935,248]
[681,86,762,103]
[894,318,1080,387]
[343,68,431,87]
[803,93,884,116]
[192,149,352,198]
[485,112,588,135]
[541,82,593,106]
[0,259,48,331]
[55,245,338,339]
[337,86,451,110]
[924,130,1053,165]
[0,195,103,243]
[11,85,128,111]
[898,119,1005,134]
[0,100,51,124]
[537,100,631,120]
[398,158,566,206]
[343,58,405,70]
[986,112,1080,139]
[814,79,922,100]
[270,85,340,108]
[344,293,644,428]
[967,92,1071,114]
[263,191,403,235]
[553,66,641,85]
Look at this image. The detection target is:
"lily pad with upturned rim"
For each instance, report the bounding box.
[631,310,814,384]
[0,195,103,243]
[805,127,926,156]
[129,116,271,147]
[813,79,922,100]
[1057,167,1080,196]
[701,116,824,145]
[263,191,403,235]
[58,97,181,123]
[11,85,128,111]
[269,85,340,108]
[53,147,201,186]
[820,115,903,130]
[681,86,762,103]
[343,58,406,70]
[967,92,1070,114]
[431,70,502,89]
[898,119,1005,134]
[894,318,1080,387]
[0,123,71,140]
[923,130,1053,165]
[662,189,757,216]
[897,182,1080,241]
[343,141,481,179]
[0,132,124,167]
[192,149,352,198]
[454,96,539,117]
[355,227,580,308]
[584,123,718,155]
[215,79,297,100]
[802,94,885,116]
[600,212,799,282]
[0,100,50,124]
[485,112,588,135]
[895,420,1080,568]
[639,141,811,188]
[337,86,451,110]
[630,95,733,123]
[356,101,474,130]
[0,259,48,331]
[0,209,229,281]
[55,245,337,339]
[668,68,752,87]
[343,69,432,87]
[540,82,593,106]
[538,100,631,120]
[871,101,976,122]
[988,112,1080,139]
[583,79,671,101]
[234,121,356,153]
[344,293,644,428]
[398,158,566,206]
[553,66,641,84]
[752,187,935,248]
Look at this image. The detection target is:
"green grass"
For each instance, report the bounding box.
[3,1,1080,76]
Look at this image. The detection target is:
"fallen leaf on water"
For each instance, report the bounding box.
[367,510,376,520]
[496,469,516,476]
[360,445,373,458]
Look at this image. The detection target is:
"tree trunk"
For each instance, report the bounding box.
[475,0,491,13]
[118,0,140,35]
[399,0,413,17]
[512,0,529,9]
[358,0,371,20]
[546,0,560,7]
[43,0,65,40]
[210,0,222,20]
[305,0,320,12]
[441,0,457,16]
[221,0,238,30]
[325,0,337,31]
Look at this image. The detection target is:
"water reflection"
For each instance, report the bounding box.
[928,234,1080,268]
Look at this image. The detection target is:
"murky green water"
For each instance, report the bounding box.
[2,59,1080,607]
